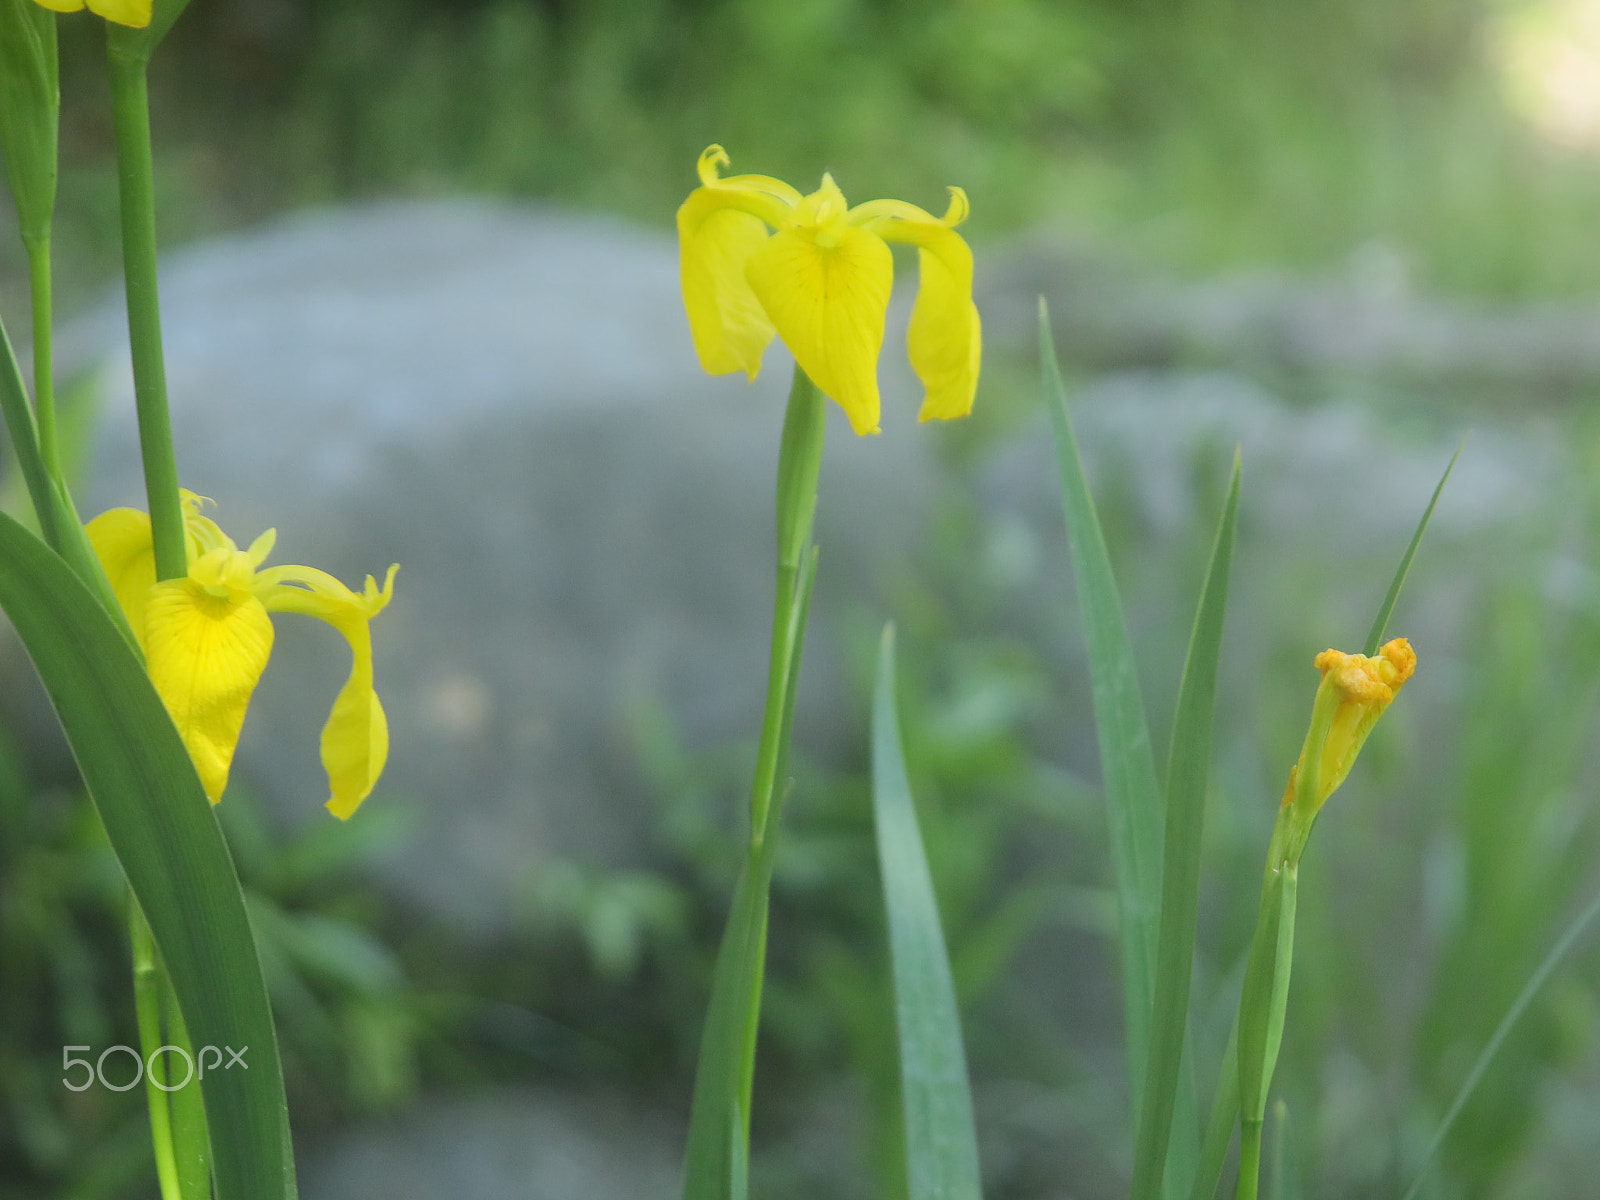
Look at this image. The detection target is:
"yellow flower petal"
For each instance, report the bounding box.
[258,563,398,818]
[143,579,275,803]
[85,507,157,648]
[677,194,778,379]
[85,0,151,25]
[855,189,981,421]
[29,0,87,11]
[907,248,981,422]
[319,619,389,821]
[745,223,894,435]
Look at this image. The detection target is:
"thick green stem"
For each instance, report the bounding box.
[132,899,212,1200]
[130,902,183,1200]
[160,965,212,1199]
[22,232,58,477]
[680,370,826,1200]
[106,45,184,582]
[1234,1121,1262,1200]
[748,367,825,842]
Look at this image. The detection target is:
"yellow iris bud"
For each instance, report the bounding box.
[1282,638,1416,819]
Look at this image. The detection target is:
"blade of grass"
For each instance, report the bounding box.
[1132,450,1243,1200]
[1399,886,1600,1200]
[0,511,294,1200]
[1363,446,1459,656]
[872,623,984,1200]
[1038,300,1164,1114]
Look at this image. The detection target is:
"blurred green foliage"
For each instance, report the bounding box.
[9,0,1600,308]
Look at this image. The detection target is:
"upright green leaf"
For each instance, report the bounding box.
[1042,305,1204,1195]
[1364,446,1458,656]
[1400,887,1600,1200]
[872,624,983,1200]
[1132,452,1242,1200]
[1189,1017,1241,1200]
[1038,301,1165,1114]
[0,512,295,1200]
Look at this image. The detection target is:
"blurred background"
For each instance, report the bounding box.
[5,1,1600,1197]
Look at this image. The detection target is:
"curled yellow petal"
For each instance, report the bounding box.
[258,563,398,818]
[745,223,894,435]
[855,191,981,422]
[143,579,275,803]
[29,0,87,11]
[85,507,157,648]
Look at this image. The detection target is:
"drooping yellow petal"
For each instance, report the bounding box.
[677,147,802,380]
[85,0,151,25]
[85,506,157,647]
[143,578,275,802]
[854,189,981,421]
[745,222,894,435]
[257,563,398,818]
[29,0,87,11]
[678,195,779,379]
[318,618,389,821]
[907,247,981,422]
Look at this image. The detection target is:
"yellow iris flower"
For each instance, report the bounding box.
[87,492,397,819]
[27,0,150,27]
[678,145,981,436]
[1282,638,1416,818]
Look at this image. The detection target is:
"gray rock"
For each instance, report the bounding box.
[68,199,938,937]
[57,197,1572,947]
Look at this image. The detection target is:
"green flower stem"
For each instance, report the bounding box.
[1235,1124,1261,1200]
[681,368,825,1200]
[105,41,184,583]
[1234,833,1300,1200]
[749,366,825,843]
[22,232,58,476]
[131,902,184,1200]
[161,960,213,1200]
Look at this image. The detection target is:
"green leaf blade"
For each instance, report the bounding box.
[1130,451,1242,1200]
[1364,445,1459,656]
[0,511,294,1200]
[872,623,984,1200]
[1038,302,1165,1113]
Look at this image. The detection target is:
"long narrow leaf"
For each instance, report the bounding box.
[1038,301,1164,1109]
[1363,446,1458,656]
[0,511,294,1200]
[1400,887,1600,1200]
[1189,1017,1241,1200]
[1131,451,1242,1200]
[872,623,983,1200]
